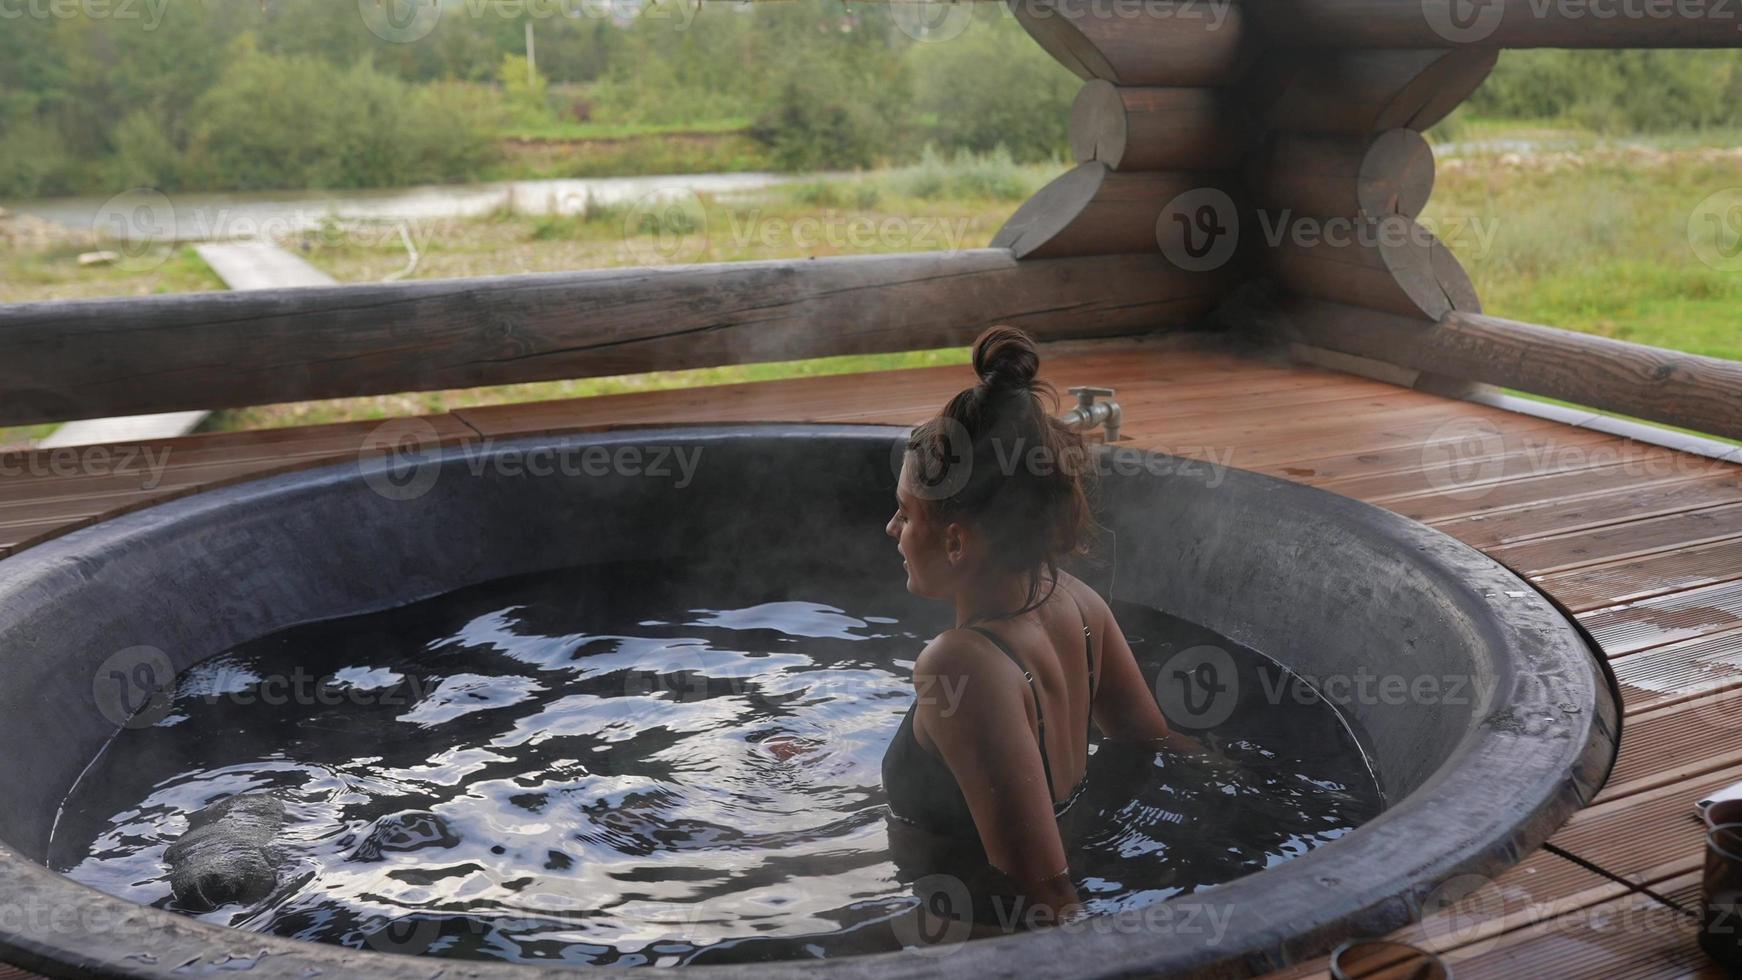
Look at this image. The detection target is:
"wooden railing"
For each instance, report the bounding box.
[0,249,1221,428]
[1252,296,1742,443]
[6,3,1739,438]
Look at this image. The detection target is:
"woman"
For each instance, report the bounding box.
[881,325,1193,925]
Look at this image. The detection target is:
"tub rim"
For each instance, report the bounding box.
[0,423,1617,979]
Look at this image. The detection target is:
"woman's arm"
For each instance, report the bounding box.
[911,635,1080,921]
[1083,590,1222,756]
[1079,587,1178,744]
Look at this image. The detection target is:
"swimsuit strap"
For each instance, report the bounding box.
[1066,590,1098,742]
[962,624,1059,801]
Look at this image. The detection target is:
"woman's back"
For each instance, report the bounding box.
[880,324,1180,918]
[883,572,1174,835]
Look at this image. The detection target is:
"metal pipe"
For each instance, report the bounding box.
[1060,385,1123,441]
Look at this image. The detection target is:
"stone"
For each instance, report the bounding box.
[164,793,285,912]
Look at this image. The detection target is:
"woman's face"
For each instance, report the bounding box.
[887,454,961,599]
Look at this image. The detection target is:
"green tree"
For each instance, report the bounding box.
[1470,50,1742,132]
[498,52,551,126]
[188,46,499,192]
[748,0,913,171]
[110,109,185,188]
[908,9,1076,162]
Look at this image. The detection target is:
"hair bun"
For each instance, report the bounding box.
[972,325,1040,392]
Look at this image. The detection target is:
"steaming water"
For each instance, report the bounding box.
[53,561,1381,965]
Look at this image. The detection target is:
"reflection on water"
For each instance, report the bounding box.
[54,562,1380,965]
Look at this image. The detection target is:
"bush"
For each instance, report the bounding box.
[786,180,885,210]
[498,54,551,128]
[949,146,1030,200]
[1470,50,1742,132]
[751,47,909,172]
[528,195,628,239]
[747,3,913,173]
[0,116,70,198]
[908,9,1077,163]
[404,82,504,183]
[110,109,186,189]
[189,49,500,192]
[887,145,1033,201]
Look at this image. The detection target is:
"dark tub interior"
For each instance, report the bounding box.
[0,425,1617,979]
[49,559,1382,966]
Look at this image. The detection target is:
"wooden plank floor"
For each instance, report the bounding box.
[3,332,1739,978]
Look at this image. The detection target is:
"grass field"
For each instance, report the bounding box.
[1425,136,1742,363]
[2,129,1738,447]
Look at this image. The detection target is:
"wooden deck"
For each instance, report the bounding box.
[3,333,1740,977]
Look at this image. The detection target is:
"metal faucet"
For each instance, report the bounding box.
[1061,386,1123,442]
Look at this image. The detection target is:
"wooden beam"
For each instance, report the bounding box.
[1252,297,1742,441]
[1248,129,1436,219]
[1248,0,1742,48]
[1245,48,1498,134]
[1010,0,1255,87]
[1264,217,1481,320]
[1069,81,1253,171]
[0,250,1223,428]
[993,163,1231,259]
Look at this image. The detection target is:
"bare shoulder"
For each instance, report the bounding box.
[911,630,1031,726]
[1055,570,1113,629]
[912,628,991,679]
[913,629,1029,687]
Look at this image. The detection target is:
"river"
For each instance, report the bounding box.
[3,172,796,243]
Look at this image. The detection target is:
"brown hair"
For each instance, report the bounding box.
[905,326,1095,618]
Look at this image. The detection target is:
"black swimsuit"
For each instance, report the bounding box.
[882,595,1100,837]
